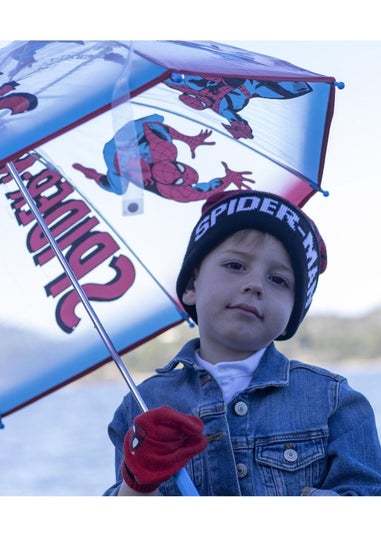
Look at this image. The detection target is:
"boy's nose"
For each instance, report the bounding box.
[242,278,263,297]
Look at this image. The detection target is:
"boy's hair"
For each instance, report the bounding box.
[176,190,327,340]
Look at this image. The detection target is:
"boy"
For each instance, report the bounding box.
[104,189,381,496]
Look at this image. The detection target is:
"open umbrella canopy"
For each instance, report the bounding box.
[0,40,341,422]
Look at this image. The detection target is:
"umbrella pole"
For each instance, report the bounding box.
[6,161,199,497]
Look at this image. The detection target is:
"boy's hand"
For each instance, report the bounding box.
[122,405,208,493]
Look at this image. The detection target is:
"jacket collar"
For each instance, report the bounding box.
[156,338,290,390]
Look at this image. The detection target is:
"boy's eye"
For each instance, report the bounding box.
[224,261,245,271]
[269,275,289,287]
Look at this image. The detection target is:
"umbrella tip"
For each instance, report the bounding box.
[335,81,345,90]
[180,311,196,328]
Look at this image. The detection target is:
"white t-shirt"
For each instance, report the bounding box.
[194,348,266,404]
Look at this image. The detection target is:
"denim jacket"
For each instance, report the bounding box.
[104,339,381,496]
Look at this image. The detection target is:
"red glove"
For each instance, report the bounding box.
[122,405,208,493]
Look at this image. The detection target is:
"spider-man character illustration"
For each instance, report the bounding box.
[165,74,312,140]
[0,76,37,114]
[73,114,254,203]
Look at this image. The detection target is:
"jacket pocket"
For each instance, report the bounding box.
[255,429,328,495]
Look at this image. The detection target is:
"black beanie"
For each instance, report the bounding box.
[176,190,327,340]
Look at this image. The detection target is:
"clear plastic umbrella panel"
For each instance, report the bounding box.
[0,40,342,494]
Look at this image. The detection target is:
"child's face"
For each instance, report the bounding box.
[182,229,295,363]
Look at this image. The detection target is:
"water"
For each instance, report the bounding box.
[1,364,381,496]
[0,380,127,496]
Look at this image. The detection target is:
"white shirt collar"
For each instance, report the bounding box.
[194,347,267,403]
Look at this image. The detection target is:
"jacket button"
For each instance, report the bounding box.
[236,463,248,478]
[284,448,298,462]
[234,401,248,416]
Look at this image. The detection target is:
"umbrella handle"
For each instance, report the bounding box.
[6,161,199,497]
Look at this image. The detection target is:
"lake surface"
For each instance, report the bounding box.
[1,364,380,496]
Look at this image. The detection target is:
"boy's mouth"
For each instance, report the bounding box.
[228,304,263,319]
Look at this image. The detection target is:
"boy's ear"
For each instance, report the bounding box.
[182,287,196,306]
[181,271,197,305]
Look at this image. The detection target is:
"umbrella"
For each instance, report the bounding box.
[0,40,342,495]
